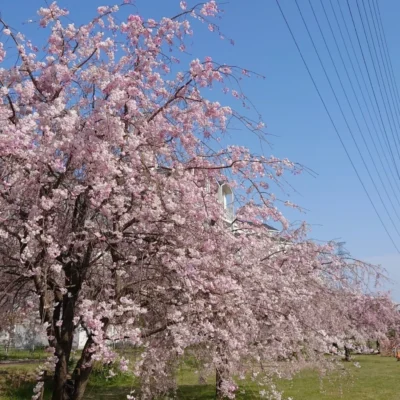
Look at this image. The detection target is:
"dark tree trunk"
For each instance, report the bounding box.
[40,190,93,400]
[216,367,224,400]
[344,346,351,362]
[215,345,231,400]
[51,285,78,400]
[51,332,95,400]
[70,337,95,400]
[52,353,70,400]
[68,320,108,400]
[70,366,93,400]
[51,311,75,400]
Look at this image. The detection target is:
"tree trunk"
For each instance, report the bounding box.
[51,292,76,400]
[216,367,224,400]
[69,337,95,400]
[344,346,351,362]
[70,366,93,400]
[52,352,70,400]
[215,345,230,400]
[69,320,108,400]
[51,331,95,400]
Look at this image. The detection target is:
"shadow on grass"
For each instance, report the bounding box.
[176,384,216,400]
[84,384,217,400]
[1,382,53,400]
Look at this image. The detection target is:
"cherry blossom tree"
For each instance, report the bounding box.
[0,2,397,400]
[338,292,398,361]
[213,229,397,396]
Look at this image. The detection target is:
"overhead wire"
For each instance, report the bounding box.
[334,0,398,176]
[315,0,400,214]
[347,0,400,175]
[328,0,400,197]
[371,0,400,124]
[297,0,400,236]
[357,0,400,154]
[274,0,400,252]
[364,0,400,133]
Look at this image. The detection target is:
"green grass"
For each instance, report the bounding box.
[170,356,400,400]
[0,347,47,361]
[275,355,400,400]
[1,355,399,399]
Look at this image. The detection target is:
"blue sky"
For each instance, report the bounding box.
[2,0,400,298]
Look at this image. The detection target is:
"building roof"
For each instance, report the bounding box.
[236,219,278,232]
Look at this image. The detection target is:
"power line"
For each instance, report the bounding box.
[297,0,400,237]
[274,0,400,253]
[329,0,400,193]
[316,0,400,214]
[334,0,393,167]
[365,0,400,133]
[348,0,400,175]
[372,0,400,125]
[326,0,400,201]
[358,0,400,154]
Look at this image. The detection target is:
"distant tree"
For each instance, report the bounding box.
[340,293,399,361]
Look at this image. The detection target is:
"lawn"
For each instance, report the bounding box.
[0,347,47,361]
[0,355,399,399]
[275,355,400,400]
